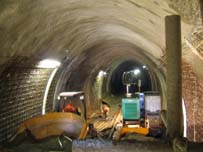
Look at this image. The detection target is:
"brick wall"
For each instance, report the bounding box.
[0,57,54,144]
[182,61,203,142]
[45,68,61,112]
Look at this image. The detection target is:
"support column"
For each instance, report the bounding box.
[165,15,182,139]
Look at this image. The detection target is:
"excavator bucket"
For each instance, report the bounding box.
[9,112,88,144]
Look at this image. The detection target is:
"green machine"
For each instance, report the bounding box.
[121,69,143,123]
[118,70,149,139]
[122,98,140,120]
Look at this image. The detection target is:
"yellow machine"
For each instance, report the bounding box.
[118,93,149,139]
[112,70,148,140]
[10,92,88,144]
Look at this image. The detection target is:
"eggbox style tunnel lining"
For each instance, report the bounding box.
[0,0,203,150]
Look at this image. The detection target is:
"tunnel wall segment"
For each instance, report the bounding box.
[0,57,56,144]
[182,61,203,142]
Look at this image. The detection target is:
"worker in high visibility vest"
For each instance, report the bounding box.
[63,103,76,113]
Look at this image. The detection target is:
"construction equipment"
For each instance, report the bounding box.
[120,93,149,139]
[115,70,162,140]
[9,92,88,146]
[57,91,86,120]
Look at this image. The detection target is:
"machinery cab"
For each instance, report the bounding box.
[57,91,87,120]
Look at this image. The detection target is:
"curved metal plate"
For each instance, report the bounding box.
[10,112,87,142]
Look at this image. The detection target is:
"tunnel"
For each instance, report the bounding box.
[108,60,153,95]
[0,0,203,151]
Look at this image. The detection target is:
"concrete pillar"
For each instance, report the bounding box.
[165,15,182,139]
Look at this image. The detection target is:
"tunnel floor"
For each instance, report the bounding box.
[73,139,172,152]
[2,139,172,152]
[73,139,203,152]
[3,139,203,152]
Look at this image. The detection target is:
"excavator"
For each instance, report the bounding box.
[9,92,88,151]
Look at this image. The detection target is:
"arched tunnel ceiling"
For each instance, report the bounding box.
[0,0,197,68]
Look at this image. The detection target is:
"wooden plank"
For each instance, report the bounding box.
[108,108,122,139]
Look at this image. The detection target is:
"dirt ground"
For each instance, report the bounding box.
[73,139,203,152]
[73,139,172,152]
[1,138,203,152]
[1,139,172,152]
